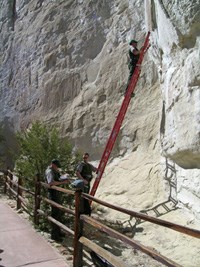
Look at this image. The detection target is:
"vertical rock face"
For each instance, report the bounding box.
[0,0,200,220]
[152,0,200,168]
[148,0,200,217]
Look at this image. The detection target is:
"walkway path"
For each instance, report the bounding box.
[0,201,70,267]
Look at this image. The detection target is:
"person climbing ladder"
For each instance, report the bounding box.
[125,39,143,96]
[90,32,151,199]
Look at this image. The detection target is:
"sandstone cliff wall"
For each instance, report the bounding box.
[0,0,200,221]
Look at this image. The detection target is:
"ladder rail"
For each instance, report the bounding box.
[90,32,150,197]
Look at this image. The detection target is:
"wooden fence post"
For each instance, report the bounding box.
[8,171,13,199]
[17,176,22,210]
[34,173,41,225]
[3,173,7,194]
[73,189,83,267]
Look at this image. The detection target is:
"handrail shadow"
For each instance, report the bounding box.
[124,158,178,236]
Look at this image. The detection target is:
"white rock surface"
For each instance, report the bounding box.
[0,1,200,266]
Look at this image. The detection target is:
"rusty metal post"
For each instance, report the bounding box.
[34,173,41,225]
[73,189,83,267]
[17,176,22,210]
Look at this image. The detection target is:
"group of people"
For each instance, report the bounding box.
[45,38,141,242]
[45,153,97,241]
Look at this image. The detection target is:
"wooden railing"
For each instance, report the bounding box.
[1,171,200,267]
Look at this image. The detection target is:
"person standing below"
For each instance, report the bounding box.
[45,159,68,241]
[76,153,98,194]
[125,39,142,96]
[75,153,98,216]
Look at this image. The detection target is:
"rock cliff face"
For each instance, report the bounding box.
[0,0,200,221]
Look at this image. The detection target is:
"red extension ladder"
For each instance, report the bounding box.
[90,31,150,197]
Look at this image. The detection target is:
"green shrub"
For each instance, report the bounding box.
[15,121,80,231]
[15,121,79,186]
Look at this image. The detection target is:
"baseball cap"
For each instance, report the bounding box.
[129,39,138,45]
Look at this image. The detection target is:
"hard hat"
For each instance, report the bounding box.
[71,179,84,189]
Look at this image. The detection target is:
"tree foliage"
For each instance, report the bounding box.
[0,128,4,144]
[14,121,81,231]
[15,121,79,187]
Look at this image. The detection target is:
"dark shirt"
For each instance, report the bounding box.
[45,166,60,184]
[76,162,96,182]
[129,47,139,65]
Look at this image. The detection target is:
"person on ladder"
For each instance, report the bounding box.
[125,39,142,97]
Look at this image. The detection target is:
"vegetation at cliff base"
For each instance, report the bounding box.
[15,121,79,187]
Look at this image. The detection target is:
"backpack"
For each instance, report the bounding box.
[71,179,84,189]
